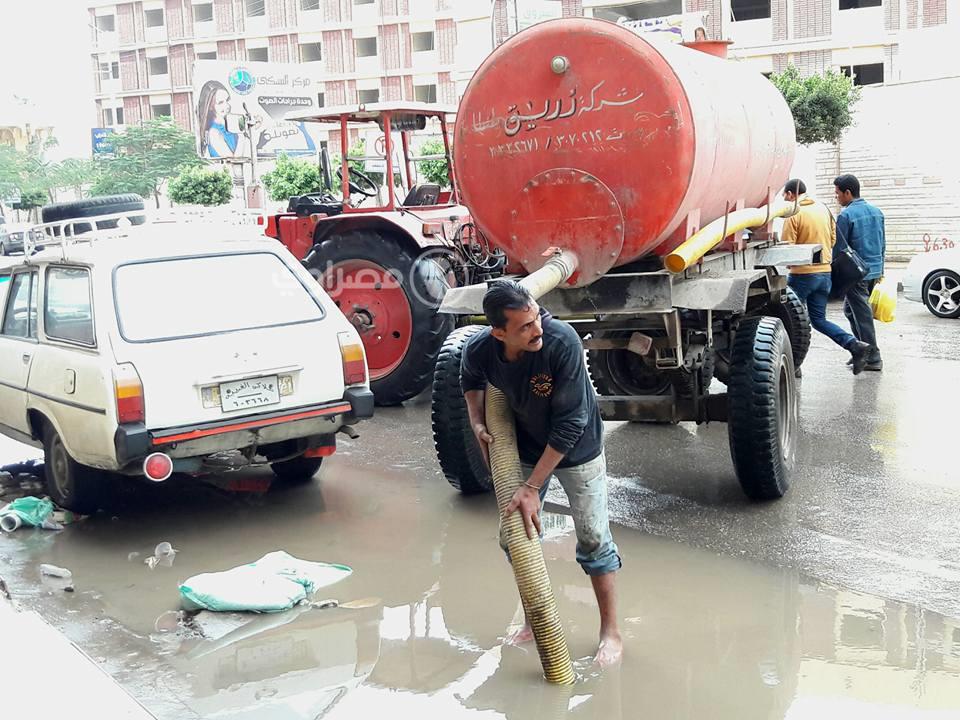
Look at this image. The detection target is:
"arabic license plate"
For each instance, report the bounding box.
[220,375,280,412]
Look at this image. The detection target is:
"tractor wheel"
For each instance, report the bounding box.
[41,194,146,236]
[431,326,493,495]
[305,231,454,406]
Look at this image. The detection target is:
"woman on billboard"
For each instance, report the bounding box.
[197,80,250,159]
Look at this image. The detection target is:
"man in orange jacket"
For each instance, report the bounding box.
[781,179,871,374]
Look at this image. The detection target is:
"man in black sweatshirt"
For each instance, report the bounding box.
[461,279,622,667]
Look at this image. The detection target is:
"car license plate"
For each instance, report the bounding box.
[220,375,280,412]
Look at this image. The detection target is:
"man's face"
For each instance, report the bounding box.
[783,190,797,203]
[491,302,543,354]
[835,186,853,207]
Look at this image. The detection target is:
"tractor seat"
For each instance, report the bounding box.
[401,184,441,207]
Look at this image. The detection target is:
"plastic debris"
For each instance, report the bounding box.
[40,564,73,580]
[144,541,178,570]
[0,497,60,532]
[179,551,352,613]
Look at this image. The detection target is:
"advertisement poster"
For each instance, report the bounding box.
[617,12,708,43]
[193,60,325,160]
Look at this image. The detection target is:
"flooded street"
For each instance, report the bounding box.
[1,300,959,718]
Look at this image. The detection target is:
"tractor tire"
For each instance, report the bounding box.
[431,325,493,495]
[41,194,146,236]
[305,231,454,406]
[766,287,811,370]
[726,316,797,501]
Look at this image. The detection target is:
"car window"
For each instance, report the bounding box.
[1,271,38,339]
[113,252,325,342]
[45,266,95,346]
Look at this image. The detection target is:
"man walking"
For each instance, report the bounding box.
[782,179,872,373]
[834,174,886,371]
[460,279,623,667]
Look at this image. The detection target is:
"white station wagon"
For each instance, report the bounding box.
[0,216,373,513]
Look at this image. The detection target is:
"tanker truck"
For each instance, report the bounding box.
[431,17,818,501]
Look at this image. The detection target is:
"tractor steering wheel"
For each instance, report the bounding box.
[336,167,379,198]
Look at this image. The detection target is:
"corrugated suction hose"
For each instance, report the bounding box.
[486,385,576,685]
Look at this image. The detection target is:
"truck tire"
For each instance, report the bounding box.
[587,331,674,397]
[270,455,323,483]
[305,231,454,406]
[726,316,797,500]
[43,424,104,515]
[431,325,493,495]
[766,287,811,370]
[41,194,146,236]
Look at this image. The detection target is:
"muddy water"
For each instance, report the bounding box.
[2,454,959,720]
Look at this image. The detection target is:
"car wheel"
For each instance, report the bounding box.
[0,242,6,255]
[43,424,104,514]
[270,455,323,483]
[922,270,960,319]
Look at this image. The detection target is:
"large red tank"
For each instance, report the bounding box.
[454,18,796,286]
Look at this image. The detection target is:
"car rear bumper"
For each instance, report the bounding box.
[114,389,374,466]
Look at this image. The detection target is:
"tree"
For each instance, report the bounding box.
[90,118,202,207]
[169,166,233,206]
[770,65,861,145]
[51,158,98,200]
[261,153,323,202]
[416,139,451,188]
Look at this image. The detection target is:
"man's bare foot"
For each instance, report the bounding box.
[505,623,535,645]
[594,632,623,667]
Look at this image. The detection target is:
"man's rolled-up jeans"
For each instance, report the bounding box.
[499,451,622,576]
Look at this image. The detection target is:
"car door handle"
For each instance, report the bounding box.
[22,353,31,364]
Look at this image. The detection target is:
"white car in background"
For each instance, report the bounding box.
[0,202,373,513]
[901,246,960,319]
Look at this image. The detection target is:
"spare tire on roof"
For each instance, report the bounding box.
[41,194,146,236]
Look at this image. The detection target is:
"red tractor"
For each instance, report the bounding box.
[265,102,505,405]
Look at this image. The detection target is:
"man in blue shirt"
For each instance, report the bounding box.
[834,174,885,371]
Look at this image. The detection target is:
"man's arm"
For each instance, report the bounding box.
[464,389,493,468]
[835,211,853,251]
[781,215,799,245]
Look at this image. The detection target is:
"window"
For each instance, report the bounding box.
[116,107,125,124]
[246,0,266,17]
[196,51,217,60]
[104,108,115,125]
[149,56,169,75]
[839,0,881,8]
[193,2,214,22]
[412,31,434,52]
[358,88,380,104]
[355,37,377,57]
[300,0,320,9]
[247,47,269,62]
[144,8,165,27]
[2,271,38,339]
[113,254,324,342]
[45,268,94,346]
[152,104,172,118]
[316,92,325,107]
[99,61,119,81]
[95,15,115,32]
[840,63,884,85]
[731,0,771,20]
[414,84,437,103]
[299,42,323,62]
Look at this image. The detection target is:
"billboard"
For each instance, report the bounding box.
[193,60,325,160]
[91,127,116,156]
[618,12,708,43]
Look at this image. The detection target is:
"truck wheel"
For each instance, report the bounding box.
[431,326,493,494]
[306,231,453,406]
[766,287,811,370]
[587,331,673,396]
[726,316,797,500]
[270,456,323,483]
[41,194,146,235]
[43,424,104,514]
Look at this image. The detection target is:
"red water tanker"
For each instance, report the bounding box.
[454,17,796,285]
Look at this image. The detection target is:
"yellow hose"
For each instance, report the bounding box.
[664,200,799,273]
[486,385,576,685]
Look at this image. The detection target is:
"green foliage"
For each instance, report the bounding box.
[770,65,861,146]
[90,118,202,206]
[11,188,47,210]
[169,166,233,206]
[262,153,323,201]
[52,158,97,198]
[417,139,450,188]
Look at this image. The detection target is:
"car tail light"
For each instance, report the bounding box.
[338,332,367,386]
[143,452,173,482]
[114,363,145,424]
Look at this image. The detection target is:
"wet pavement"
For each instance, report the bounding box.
[1,298,959,718]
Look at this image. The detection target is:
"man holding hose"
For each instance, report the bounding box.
[461,279,623,667]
